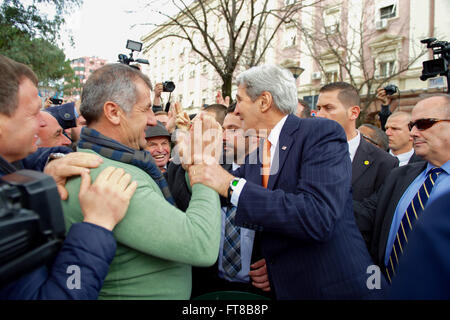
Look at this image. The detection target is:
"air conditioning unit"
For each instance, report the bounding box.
[375,19,388,30]
[312,72,322,80]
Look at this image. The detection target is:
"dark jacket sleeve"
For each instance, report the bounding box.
[0,222,116,300]
[353,190,379,252]
[378,105,391,131]
[21,147,73,172]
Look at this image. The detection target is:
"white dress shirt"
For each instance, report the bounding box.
[347,130,361,163]
[390,148,414,167]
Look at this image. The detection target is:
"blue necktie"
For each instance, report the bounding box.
[222,205,241,277]
[386,167,444,283]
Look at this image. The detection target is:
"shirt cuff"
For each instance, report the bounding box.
[230,178,247,206]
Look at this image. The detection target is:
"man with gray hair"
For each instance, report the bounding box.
[187,64,383,299]
[62,63,221,299]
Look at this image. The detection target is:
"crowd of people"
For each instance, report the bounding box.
[0,53,449,300]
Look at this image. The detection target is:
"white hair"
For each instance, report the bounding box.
[236,64,298,114]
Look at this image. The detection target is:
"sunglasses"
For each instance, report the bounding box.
[408,118,450,131]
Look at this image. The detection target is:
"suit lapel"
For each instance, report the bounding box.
[378,161,428,263]
[352,138,374,185]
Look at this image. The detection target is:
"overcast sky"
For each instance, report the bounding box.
[61,0,158,62]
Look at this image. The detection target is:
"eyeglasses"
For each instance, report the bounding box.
[408,118,450,131]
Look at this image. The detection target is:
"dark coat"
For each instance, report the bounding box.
[0,155,116,300]
[351,137,398,202]
[353,161,429,267]
[233,115,384,299]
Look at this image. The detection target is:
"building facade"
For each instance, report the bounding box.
[141,0,450,115]
[69,56,107,98]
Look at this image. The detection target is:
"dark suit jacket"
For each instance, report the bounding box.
[233,115,383,300]
[352,137,398,202]
[408,152,423,164]
[354,161,428,268]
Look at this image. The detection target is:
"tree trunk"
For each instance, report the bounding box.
[221,74,233,101]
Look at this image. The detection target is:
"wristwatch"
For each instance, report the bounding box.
[227,177,241,204]
[45,152,67,167]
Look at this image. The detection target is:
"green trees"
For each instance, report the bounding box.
[0,0,82,94]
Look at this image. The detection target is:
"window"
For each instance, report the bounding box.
[284,25,297,48]
[325,71,338,83]
[179,72,184,81]
[380,5,396,19]
[202,64,208,74]
[189,92,195,107]
[285,0,296,5]
[324,5,341,34]
[379,61,395,77]
[178,95,183,105]
[189,69,196,79]
[74,66,85,72]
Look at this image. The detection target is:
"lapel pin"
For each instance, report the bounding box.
[364,160,370,165]
[282,146,287,150]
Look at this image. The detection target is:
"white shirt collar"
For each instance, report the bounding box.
[267,115,289,148]
[267,115,289,164]
[348,130,361,163]
[232,162,240,171]
[390,148,414,166]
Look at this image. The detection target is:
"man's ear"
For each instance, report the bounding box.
[259,91,273,113]
[103,101,122,125]
[349,105,361,121]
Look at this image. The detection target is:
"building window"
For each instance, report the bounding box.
[379,61,395,77]
[202,64,208,74]
[284,25,297,48]
[178,95,183,105]
[380,5,396,19]
[189,69,196,79]
[179,73,184,81]
[324,5,341,34]
[325,71,338,83]
[285,0,296,5]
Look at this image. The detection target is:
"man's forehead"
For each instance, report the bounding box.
[413,98,446,118]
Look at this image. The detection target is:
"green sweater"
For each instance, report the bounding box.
[62,149,221,300]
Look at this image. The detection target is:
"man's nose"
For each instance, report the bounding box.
[62,133,72,146]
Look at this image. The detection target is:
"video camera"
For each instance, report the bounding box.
[420,37,450,93]
[0,170,65,287]
[118,40,150,68]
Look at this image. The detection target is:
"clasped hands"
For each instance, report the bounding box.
[173,108,234,197]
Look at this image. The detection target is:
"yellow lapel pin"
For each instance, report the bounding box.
[364,160,370,166]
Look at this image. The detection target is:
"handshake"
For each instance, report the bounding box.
[171,102,234,197]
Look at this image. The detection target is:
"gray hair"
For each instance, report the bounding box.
[81,63,153,125]
[236,64,297,114]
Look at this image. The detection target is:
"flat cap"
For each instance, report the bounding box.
[145,121,171,139]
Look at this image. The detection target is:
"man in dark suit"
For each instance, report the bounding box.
[188,65,383,299]
[354,95,450,284]
[316,82,398,202]
[385,111,422,166]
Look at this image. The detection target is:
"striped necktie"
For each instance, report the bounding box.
[386,167,444,283]
[222,205,241,277]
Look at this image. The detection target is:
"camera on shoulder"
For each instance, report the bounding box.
[0,170,65,287]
